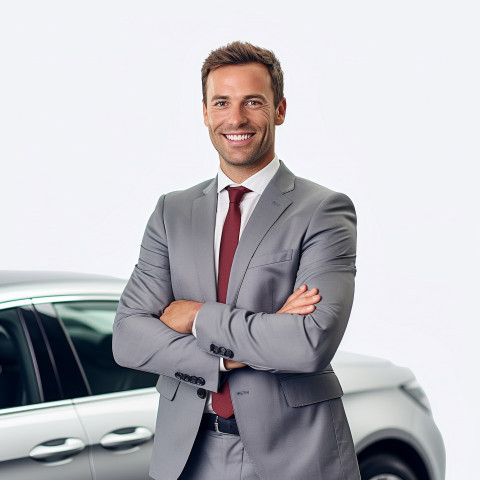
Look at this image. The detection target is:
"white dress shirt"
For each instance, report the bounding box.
[192,155,280,412]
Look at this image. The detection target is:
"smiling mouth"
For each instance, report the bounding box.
[223,133,254,141]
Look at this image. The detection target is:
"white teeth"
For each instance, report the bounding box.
[225,134,253,141]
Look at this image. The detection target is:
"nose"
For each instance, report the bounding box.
[228,103,248,128]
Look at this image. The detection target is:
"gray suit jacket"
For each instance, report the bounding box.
[113,161,360,480]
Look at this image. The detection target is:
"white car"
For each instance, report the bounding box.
[0,271,445,480]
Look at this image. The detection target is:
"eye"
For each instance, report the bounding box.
[214,101,227,107]
[246,100,261,106]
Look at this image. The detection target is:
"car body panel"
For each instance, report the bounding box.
[333,351,415,394]
[0,401,92,480]
[73,389,158,480]
[343,389,445,480]
[0,271,446,480]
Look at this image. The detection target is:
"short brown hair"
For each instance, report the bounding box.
[201,41,284,107]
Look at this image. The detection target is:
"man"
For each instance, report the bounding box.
[113,41,360,480]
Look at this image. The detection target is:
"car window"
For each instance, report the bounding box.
[17,306,64,403]
[0,321,25,410]
[53,301,157,396]
[33,303,90,399]
[0,308,41,409]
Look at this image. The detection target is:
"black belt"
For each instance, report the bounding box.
[200,414,239,435]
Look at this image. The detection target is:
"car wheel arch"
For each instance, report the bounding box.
[356,430,432,480]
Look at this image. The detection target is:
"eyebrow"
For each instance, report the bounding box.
[210,94,269,102]
[210,95,229,102]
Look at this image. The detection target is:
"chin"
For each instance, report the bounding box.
[223,153,270,168]
[225,158,257,166]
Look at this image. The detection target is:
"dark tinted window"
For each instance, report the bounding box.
[0,308,41,409]
[34,303,90,399]
[17,306,63,402]
[53,301,157,395]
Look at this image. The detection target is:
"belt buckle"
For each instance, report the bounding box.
[214,415,234,435]
[214,415,221,434]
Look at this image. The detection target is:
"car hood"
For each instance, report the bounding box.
[332,351,415,394]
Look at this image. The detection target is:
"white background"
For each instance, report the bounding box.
[1,1,478,478]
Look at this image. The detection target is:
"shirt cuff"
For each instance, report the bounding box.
[192,312,198,337]
[220,358,230,372]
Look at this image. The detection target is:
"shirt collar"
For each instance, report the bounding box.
[217,155,280,195]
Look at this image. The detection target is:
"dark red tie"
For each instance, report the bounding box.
[212,186,251,418]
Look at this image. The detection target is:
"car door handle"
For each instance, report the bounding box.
[29,437,86,461]
[100,426,153,449]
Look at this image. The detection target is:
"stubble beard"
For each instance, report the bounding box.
[209,127,274,170]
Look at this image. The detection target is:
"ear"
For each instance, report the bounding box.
[202,100,209,127]
[274,98,287,126]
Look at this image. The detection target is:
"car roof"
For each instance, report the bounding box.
[0,270,415,392]
[0,270,126,304]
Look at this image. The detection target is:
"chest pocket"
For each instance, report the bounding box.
[248,249,293,269]
[279,371,343,407]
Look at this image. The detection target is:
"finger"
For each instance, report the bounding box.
[283,284,308,305]
[277,293,321,314]
[283,290,320,310]
[280,286,316,311]
[297,287,319,297]
[282,304,317,315]
[286,287,318,303]
[284,294,321,312]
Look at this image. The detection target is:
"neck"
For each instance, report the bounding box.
[220,155,274,184]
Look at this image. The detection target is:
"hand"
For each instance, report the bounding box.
[160,300,203,334]
[223,285,320,370]
[224,359,246,370]
[276,284,321,314]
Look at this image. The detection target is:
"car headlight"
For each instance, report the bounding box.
[400,379,432,413]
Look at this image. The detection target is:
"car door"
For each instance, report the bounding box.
[35,298,159,480]
[0,305,92,480]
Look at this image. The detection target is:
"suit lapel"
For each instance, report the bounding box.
[192,178,218,302]
[226,162,295,305]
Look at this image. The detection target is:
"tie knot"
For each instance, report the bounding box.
[226,186,251,204]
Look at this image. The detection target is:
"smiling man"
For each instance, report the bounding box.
[203,62,285,179]
[113,42,360,480]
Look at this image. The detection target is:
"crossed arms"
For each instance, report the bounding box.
[159,284,321,369]
[113,191,356,390]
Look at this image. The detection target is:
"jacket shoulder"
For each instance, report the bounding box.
[165,178,215,202]
[156,178,214,212]
[290,175,355,209]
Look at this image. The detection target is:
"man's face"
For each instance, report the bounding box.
[203,63,286,172]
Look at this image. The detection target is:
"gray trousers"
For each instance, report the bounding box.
[178,428,260,480]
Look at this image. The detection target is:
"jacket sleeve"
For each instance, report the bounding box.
[112,195,221,392]
[194,192,357,374]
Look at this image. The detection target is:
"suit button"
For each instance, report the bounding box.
[183,375,191,383]
[219,347,226,355]
[225,349,234,358]
[197,377,205,386]
[210,344,216,352]
[175,372,183,380]
[197,388,206,399]
[190,376,198,384]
